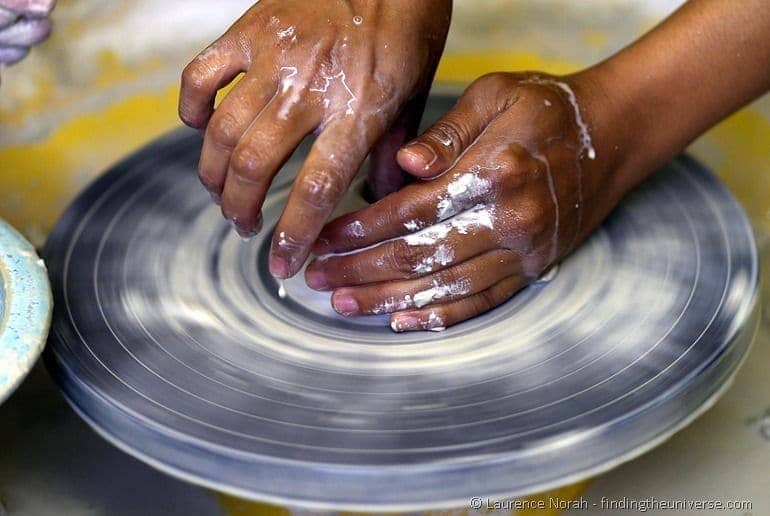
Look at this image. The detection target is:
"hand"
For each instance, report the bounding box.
[179,0,451,278]
[307,71,626,331]
[0,0,54,80]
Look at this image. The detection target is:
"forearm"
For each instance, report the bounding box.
[582,0,770,199]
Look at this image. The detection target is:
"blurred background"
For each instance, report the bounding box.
[1,1,768,515]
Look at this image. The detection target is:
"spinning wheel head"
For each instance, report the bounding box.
[44,96,758,511]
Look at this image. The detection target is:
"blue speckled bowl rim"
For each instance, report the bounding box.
[0,218,53,405]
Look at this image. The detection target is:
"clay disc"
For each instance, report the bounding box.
[44,96,758,511]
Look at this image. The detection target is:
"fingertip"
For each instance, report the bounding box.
[178,103,210,130]
[397,143,441,178]
[331,290,359,316]
[305,264,329,291]
[268,254,290,279]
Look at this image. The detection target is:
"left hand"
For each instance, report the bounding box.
[0,0,54,77]
[178,0,451,279]
[306,71,627,331]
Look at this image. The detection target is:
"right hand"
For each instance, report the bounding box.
[179,0,452,279]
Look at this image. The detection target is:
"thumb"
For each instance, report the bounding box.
[397,88,500,179]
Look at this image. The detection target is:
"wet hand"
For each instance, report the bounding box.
[179,0,451,278]
[308,71,624,331]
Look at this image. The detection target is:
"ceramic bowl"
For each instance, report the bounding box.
[0,218,52,405]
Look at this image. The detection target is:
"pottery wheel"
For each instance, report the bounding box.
[44,96,758,510]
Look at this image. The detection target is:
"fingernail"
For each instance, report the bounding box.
[390,314,420,332]
[305,268,328,290]
[332,293,359,316]
[210,191,221,205]
[401,142,437,170]
[269,255,290,279]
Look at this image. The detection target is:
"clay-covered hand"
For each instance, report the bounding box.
[307,71,625,331]
[0,0,54,73]
[179,0,451,279]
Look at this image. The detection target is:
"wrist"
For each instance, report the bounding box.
[566,65,646,206]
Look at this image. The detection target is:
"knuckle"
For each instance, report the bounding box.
[429,119,468,152]
[181,60,208,92]
[436,268,463,294]
[466,292,490,315]
[208,111,242,148]
[495,152,527,186]
[389,239,427,275]
[471,72,511,93]
[479,287,499,309]
[495,154,519,175]
[229,146,263,181]
[296,173,345,210]
[519,203,550,235]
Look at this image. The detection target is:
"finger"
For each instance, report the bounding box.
[269,116,387,278]
[220,90,320,238]
[396,83,502,179]
[367,92,428,200]
[329,249,518,316]
[179,37,250,129]
[390,274,524,332]
[0,44,26,65]
[306,209,498,289]
[198,70,277,197]
[314,155,499,255]
[0,8,17,30]
[0,17,50,46]
[0,0,55,16]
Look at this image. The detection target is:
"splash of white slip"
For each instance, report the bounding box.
[525,77,596,160]
[352,15,363,25]
[436,171,492,220]
[277,281,287,299]
[413,243,455,274]
[348,220,365,238]
[277,26,296,40]
[372,294,412,315]
[413,279,471,308]
[427,310,446,331]
[403,223,452,246]
[405,204,495,246]
[276,67,304,120]
[404,220,421,231]
[316,207,493,274]
[279,66,298,94]
[309,70,357,115]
